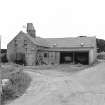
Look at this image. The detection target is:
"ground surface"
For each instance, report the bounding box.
[8,62,105,105]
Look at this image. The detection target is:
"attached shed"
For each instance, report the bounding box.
[46,36,97,65]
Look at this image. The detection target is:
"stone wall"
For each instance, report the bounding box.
[7,32,37,65]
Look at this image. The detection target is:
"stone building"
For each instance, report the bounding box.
[7,23,97,66]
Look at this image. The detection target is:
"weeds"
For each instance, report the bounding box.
[2,70,32,104]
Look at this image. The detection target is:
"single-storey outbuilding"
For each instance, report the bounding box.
[7,23,97,65]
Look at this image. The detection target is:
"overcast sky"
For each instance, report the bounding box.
[1,0,105,48]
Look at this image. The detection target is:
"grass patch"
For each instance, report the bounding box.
[2,69,32,105]
[97,52,105,60]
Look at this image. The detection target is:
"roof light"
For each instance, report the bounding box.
[51,43,57,47]
[80,43,84,47]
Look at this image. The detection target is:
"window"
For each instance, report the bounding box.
[24,40,27,46]
[14,39,18,46]
[44,53,48,58]
[25,47,27,53]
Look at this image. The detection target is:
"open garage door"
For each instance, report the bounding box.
[74,52,89,65]
[60,52,73,64]
[60,51,89,65]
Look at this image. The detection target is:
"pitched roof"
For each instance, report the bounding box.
[7,31,50,48]
[45,36,96,48]
[8,31,96,48]
[26,33,96,48]
[22,31,50,47]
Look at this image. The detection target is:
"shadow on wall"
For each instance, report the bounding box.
[9,53,26,65]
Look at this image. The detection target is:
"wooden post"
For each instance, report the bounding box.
[0,84,1,105]
[0,36,2,105]
[73,52,75,64]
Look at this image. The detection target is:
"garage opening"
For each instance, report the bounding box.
[60,52,73,64]
[74,52,89,65]
[60,51,89,65]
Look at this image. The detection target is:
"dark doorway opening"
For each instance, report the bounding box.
[60,51,89,65]
[74,52,89,65]
[60,52,73,64]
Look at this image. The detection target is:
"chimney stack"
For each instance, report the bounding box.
[27,23,36,38]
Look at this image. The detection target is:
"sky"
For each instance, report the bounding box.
[0,0,105,48]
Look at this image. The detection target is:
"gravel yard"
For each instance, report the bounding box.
[7,62,105,105]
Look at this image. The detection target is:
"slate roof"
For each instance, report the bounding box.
[8,31,96,48]
[25,32,96,48]
[7,31,50,48]
[45,37,96,48]
[25,32,50,47]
